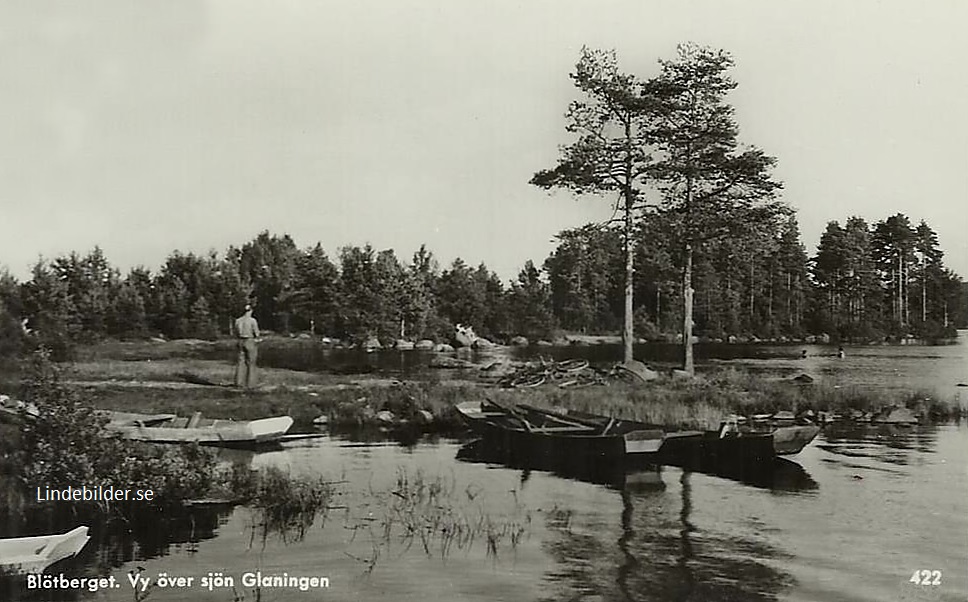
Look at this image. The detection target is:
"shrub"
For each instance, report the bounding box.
[15,347,218,515]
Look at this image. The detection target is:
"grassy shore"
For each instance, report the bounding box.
[2,338,964,432]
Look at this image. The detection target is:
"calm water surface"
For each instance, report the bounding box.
[32,424,966,602]
[7,335,968,602]
[256,332,968,401]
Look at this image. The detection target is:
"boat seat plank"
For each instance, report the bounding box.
[186,412,203,429]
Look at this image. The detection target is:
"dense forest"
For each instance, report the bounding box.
[0,210,964,361]
[1,45,964,360]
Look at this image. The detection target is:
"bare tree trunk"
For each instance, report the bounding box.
[683,242,694,374]
[897,255,903,325]
[904,260,910,326]
[768,273,773,324]
[786,273,791,328]
[622,194,634,364]
[922,270,927,323]
[748,258,754,322]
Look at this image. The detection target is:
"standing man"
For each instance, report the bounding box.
[234,303,260,389]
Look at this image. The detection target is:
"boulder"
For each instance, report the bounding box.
[871,406,919,425]
[621,360,659,383]
[375,410,396,424]
[362,336,382,351]
[479,360,512,374]
[727,335,738,344]
[394,339,415,350]
[819,333,831,344]
[415,339,435,350]
[429,356,473,369]
[772,410,796,422]
[472,337,496,349]
[670,369,693,381]
[510,336,529,347]
[792,373,815,384]
[536,340,554,347]
[434,343,455,353]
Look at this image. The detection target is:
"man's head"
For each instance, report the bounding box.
[244,303,252,315]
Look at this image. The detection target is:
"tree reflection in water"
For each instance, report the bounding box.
[457,440,817,601]
[542,466,800,601]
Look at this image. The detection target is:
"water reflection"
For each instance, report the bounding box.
[456,439,818,494]
[0,505,233,602]
[817,423,940,466]
[538,464,797,602]
[453,433,822,601]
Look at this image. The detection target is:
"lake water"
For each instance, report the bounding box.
[255,333,968,402]
[5,334,968,602]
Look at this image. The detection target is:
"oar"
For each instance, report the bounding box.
[483,396,535,433]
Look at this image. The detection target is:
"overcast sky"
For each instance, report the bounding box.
[2,1,966,283]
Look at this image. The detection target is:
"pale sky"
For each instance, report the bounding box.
[2,1,966,283]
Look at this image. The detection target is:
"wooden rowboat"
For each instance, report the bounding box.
[103,411,293,447]
[456,401,819,465]
[455,400,673,458]
[0,526,90,575]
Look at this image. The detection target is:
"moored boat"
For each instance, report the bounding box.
[456,401,820,465]
[0,526,90,576]
[455,400,671,460]
[103,411,293,447]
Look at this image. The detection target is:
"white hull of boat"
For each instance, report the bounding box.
[0,526,90,575]
[104,413,294,445]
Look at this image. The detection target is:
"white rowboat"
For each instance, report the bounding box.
[0,526,90,575]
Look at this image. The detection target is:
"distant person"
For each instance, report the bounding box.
[837,346,846,359]
[800,349,808,359]
[234,304,260,388]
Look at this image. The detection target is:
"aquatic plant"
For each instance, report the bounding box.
[232,465,337,547]
[341,467,532,573]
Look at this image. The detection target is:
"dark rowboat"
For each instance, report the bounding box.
[455,401,819,465]
[455,400,693,463]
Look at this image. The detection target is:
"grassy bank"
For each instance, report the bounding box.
[4,338,964,433]
[37,365,968,434]
[486,369,964,429]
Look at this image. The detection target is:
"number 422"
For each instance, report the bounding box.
[909,570,941,586]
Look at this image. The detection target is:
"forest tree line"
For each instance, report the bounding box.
[0,44,964,362]
[0,211,964,361]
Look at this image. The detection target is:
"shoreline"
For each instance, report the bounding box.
[2,337,965,433]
